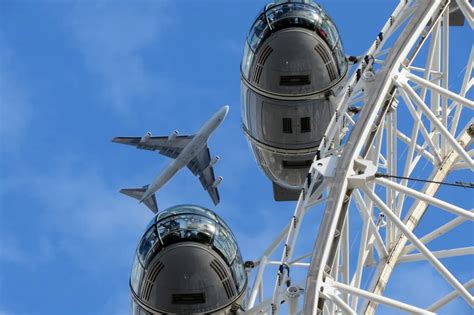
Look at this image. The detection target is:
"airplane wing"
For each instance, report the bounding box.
[187,147,220,205]
[112,135,194,159]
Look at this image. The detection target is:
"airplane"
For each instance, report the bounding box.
[112,105,229,213]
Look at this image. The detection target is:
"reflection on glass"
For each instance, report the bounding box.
[138,227,159,264]
[231,252,247,291]
[244,1,343,56]
[137,205,243,270]
[333,43,347,75]
[131,256,144,293]
[213,225,237,264]
[249,17,270,51]
[242,43,254,78]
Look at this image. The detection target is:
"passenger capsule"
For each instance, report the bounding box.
[241,1,348,200]
[130,205,247,314]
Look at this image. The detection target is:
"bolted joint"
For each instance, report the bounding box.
[347,158,378,189]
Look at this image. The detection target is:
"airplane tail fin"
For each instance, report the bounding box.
[120,185,158,213]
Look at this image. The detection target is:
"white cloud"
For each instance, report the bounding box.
[1,158,154,277]
[0,33,33,150]
[0,235,54,269]
[69,1,169,113]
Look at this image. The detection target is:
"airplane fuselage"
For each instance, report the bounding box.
[141,106,229,202]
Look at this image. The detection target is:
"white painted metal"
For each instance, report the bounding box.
[374,177,473,220]
[398,246,474,263]
[427,279,474,312]
[403,212,473,254]
[361,185,473,306]
[330,280,435,315]
[244,0,473,314]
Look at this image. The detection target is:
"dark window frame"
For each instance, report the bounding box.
[282,118,293,133]
[301,117,311,133]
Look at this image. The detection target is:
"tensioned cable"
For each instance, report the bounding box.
[375,173,474,188]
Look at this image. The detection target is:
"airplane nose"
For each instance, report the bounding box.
[221,105,229,117]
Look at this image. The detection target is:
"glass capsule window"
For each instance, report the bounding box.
[242,42,254,78]
[245,2,339,53]
[318,10,339,49]
[333,42,348,75]
[242,1,347,80]
[134,205,242,269]
[138,226,159,265]
[230,251,247,292]
[131,255,144,293]
[157,214,216,246]
[213,224,238,264]
[249,16,270,51]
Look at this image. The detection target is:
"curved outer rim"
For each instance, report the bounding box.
[129,280,249,315]
[240,62,348,102]
[303,0,443,313]
[242,126,321,156]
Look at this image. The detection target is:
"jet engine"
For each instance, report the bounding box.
[212,176,223,188]
[210,155,220,167]
[240,1,348,200]
[167,130,179,142]
[130,205,247,314]
[140,131,152,144]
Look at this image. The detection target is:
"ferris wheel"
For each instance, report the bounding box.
[243,0,473,314]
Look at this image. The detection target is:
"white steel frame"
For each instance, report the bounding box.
[244,0,473,314]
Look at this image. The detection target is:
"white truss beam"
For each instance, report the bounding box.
[329,280,434,314]
[361,185,474,306]
[398,246,474,263]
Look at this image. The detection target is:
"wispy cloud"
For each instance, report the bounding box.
[1,158,151,276]
[69,1,169,113]
[0,33,33,151]
[0,235,54,269]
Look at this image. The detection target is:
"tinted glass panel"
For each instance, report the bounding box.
[230,252,247,291]
[157,215,215,246]
[241,42,254,78]
[138,227,159,264]
[213,225,237,264]
[283,118,292,133]
[280,75,311,86]
[301,117,311,133]
[248,16,270,51]
[131,256,144,293]
[283,160,313,169]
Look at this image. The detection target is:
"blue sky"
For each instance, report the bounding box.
[0,1,471,314]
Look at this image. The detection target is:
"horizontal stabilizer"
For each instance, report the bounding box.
[272,182,300,201]
[120,185,158,213]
